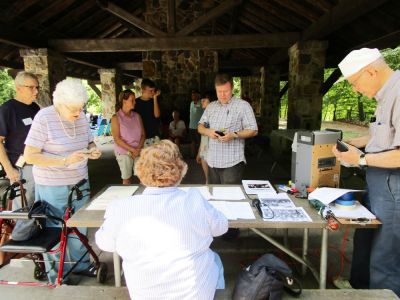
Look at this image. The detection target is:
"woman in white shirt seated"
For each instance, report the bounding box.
[95,140,228,300]
[168,110,186,147]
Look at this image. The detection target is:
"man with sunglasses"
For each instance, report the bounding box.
[332,48,400,296]
[0,71,40,208]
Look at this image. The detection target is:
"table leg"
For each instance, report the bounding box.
[283,228,289,247]
[320,228,328,289]
[302,228,309,276]
[113,251,121,287]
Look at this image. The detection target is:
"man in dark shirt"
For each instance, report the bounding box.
[0,71,40,208]
[134,79,161,147]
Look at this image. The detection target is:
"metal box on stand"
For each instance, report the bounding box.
[292,130,342,194]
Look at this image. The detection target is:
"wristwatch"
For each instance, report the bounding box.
[359,153,368,168]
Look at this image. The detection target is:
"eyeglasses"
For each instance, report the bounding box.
[22,85,40,91]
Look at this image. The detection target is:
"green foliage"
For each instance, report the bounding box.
[233,77,241,97]
[0,69,15,105]
[83,81,102,114]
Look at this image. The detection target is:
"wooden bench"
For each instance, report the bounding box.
[0,286,398,300]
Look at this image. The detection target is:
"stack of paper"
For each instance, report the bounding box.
[209,201,255,220]
[258,192,312,222]
[211,187,246,200]
[308,187,364,205]
[242,180,277,196]
[86,186,139,210]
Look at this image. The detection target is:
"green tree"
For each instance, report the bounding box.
[0,69,15,105]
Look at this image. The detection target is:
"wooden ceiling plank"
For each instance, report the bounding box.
[268,0,391,64]
[251,0,309,29]
[49,32,301,52]
[176,0,242,36]
[19,0,75,28]
[45,0,95,34]
[3,0,41,22]
[304,0,334,13]
[98,1,167,37]
[271,0,320,22]
[167,0,176,34]
[244,3,296,31]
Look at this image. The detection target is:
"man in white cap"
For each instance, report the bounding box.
[332,48,400,296]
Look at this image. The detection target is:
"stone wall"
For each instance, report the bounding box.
[143,0,218,124]
[287,41,328,130]
[241,75,261,115]
[20,48,66,108]
[260,66,280,134]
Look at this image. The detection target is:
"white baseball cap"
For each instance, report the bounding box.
[337,48,382,83]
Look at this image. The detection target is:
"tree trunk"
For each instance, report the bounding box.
[357,95,365,122]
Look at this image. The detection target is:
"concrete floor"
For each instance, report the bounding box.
[0,136,367,299]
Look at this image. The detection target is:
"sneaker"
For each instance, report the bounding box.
[333,277,353,289]
[73,264,97,277]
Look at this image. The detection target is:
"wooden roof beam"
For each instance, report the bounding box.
[98,0,167,37]
[0,59,23,69]
[176,0,242,36]
[49,32,300,52]
[117,62,143,70]
[167,0,176,34]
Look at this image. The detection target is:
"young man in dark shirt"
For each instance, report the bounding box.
[134,79,161,147]
[0,71,40,208]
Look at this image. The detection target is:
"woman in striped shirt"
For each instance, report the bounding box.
[24,78,102,284]
[96,140,228,299]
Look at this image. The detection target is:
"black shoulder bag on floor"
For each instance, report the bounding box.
[12,201,48,241]
[232,253,302,300]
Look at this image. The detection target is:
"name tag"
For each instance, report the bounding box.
[22,118,33,126]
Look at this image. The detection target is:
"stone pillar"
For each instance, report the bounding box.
[260,65,280,135]
[19,48,66,107]
[287,41,328,130]
[98,69,121,120]
[241,74,261,115]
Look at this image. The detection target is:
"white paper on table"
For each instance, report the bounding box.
[258,192,295,208]
[308,187,364,206]
[211,187,246,200]
[242,180,277,195]
[209,201,255,220]
[263,207,312,222]
[179,186,212,200]
[328,201,376,219]
[86,185,139,210]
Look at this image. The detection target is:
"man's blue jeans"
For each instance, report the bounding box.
[366,167,400,296]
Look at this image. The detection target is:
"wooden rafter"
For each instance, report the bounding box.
[49,32,301,52]
[167,0,176,34]
[268,0,391,64]
[98,1,167,37]
[176,0,242,36]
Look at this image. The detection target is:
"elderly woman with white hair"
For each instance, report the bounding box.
[24,78,101,284]
[96,140,228,300]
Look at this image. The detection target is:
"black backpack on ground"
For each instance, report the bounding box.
[232,253,302,300]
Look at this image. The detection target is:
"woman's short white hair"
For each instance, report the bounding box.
[53,78,88,107]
